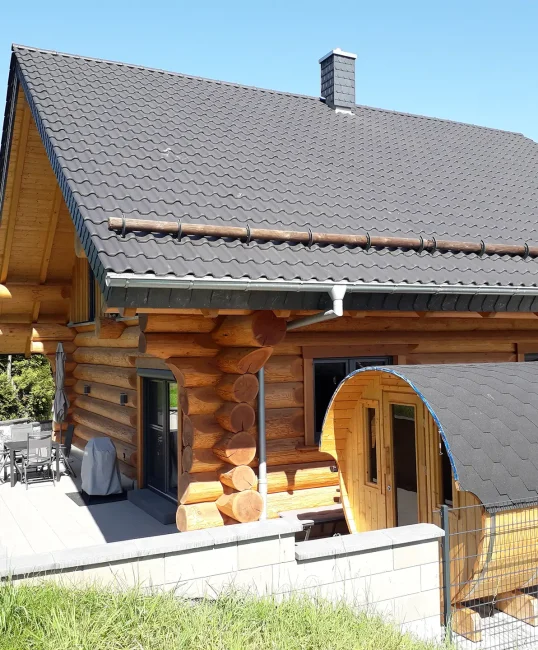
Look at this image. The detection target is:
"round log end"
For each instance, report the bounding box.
[240,347,274,373]
[216,490,263,523]
[253,312,286,347]
[220,464,257,491]
[214,431,257,466]
[182,445,194,472]
[234,374,259,402]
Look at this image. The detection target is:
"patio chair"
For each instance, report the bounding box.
[19,430,55,490]
[0,440,8,483]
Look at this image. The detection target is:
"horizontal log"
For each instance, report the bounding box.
[213,431,257,466]
[139,313,216,333]
[251,408,305,440]
[216,374,259,403]
[216,490,263,523]
[95,317,126,339]
[46,354,76,374]
[266,486,339,519]
[180,386,223,416]
[406,352,516,364]
[297,316,538,333]
[30,340,76,354]
[31,324,75,341]
[212,312,286,348]
[74,424,137,466]
[176,502,225,532]
[139,333,220,358]
[0,283,70,302]
[219,465,257,491]
[286,330,538,347]
[185,415,227,449]
[182,447,224,473]
[73,347,138,367]
[266,438,333,466]
[264,356,303,383]
[264,382,304,409]
[74,364,137,389]
[75,394,137,427]
[216,347,274,374]
[166,358,221,387]
[74,380,137,408]
[117,459,137,481]
[72,408,136,445]
[74,327,140,349]
[215,402,256,433]
[266,462,339,493]
[178,471,224,505]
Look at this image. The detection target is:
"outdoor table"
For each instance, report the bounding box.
[4,440,60,487]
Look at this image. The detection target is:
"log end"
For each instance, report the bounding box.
[253,312,287,347]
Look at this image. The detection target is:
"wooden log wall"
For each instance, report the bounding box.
[46,308,538,533]
[67,319,139,480]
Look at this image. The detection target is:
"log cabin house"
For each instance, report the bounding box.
[1,44,538,542]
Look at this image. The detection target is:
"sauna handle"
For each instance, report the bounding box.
[387,485,392,492]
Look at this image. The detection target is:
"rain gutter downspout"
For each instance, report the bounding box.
[257,366,267,520]
[286,285,347,331]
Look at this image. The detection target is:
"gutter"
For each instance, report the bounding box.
[106,273,538,297]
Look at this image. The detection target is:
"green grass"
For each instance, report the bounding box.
[0,582,449,650]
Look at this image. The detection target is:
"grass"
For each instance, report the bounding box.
[0,582,449,650]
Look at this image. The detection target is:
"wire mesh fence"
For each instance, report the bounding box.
[437,498,538,650]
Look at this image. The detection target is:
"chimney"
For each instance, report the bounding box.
[319,48,357,113]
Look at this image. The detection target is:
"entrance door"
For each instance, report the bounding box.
[383,393,423,527]
[144,378,179,500]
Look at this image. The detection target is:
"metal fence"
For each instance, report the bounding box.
[438,498,538,649]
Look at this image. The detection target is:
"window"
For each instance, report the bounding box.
[525,353,538,362]
[365,406,378,484]
[313,356,392,443]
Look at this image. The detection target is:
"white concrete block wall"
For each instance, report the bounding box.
[0,520,444,641]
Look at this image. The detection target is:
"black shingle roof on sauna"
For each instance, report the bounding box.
[3,45,538,293]
[349,363,538,506]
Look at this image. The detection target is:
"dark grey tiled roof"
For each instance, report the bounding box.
[349,363,538,506]
[7,46,538,288]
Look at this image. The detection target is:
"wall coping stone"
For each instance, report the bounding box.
[295,524,444,562]
[0,519,303,580]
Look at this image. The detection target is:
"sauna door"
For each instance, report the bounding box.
[353,399,394,531]
[383,393,424,527]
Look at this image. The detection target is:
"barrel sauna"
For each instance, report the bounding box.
[320,363,538,634]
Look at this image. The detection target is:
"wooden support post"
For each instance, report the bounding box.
[212,312,286,347]
[497,590,538,626]
[452,607,482,642]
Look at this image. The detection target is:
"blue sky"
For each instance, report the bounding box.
[1,0,537,139]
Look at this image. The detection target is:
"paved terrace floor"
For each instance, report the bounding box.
[0,449,176,559]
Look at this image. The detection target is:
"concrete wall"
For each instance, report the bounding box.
[0,521,444,641]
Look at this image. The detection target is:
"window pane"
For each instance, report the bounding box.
[314,361,347,441]
[366,407,378,484]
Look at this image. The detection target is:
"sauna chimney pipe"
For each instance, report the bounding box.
[286,285,347,331]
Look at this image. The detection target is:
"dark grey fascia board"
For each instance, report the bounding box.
[0,55,19,223]
[104,283,538,313]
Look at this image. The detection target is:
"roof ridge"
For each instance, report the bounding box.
[12,44,531,139]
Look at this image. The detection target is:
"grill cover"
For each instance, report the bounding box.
[81,437,122,496]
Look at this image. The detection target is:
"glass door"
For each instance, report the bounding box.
[144,378,179,501]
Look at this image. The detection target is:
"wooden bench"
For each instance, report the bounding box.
[279,504,345,540]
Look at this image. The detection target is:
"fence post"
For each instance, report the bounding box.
[440,504,452,642]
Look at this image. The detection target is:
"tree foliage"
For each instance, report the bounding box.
[0,355,55,422]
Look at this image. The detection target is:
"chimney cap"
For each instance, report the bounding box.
[319,48,357,64]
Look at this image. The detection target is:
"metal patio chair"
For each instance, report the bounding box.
[18,430,55,489]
